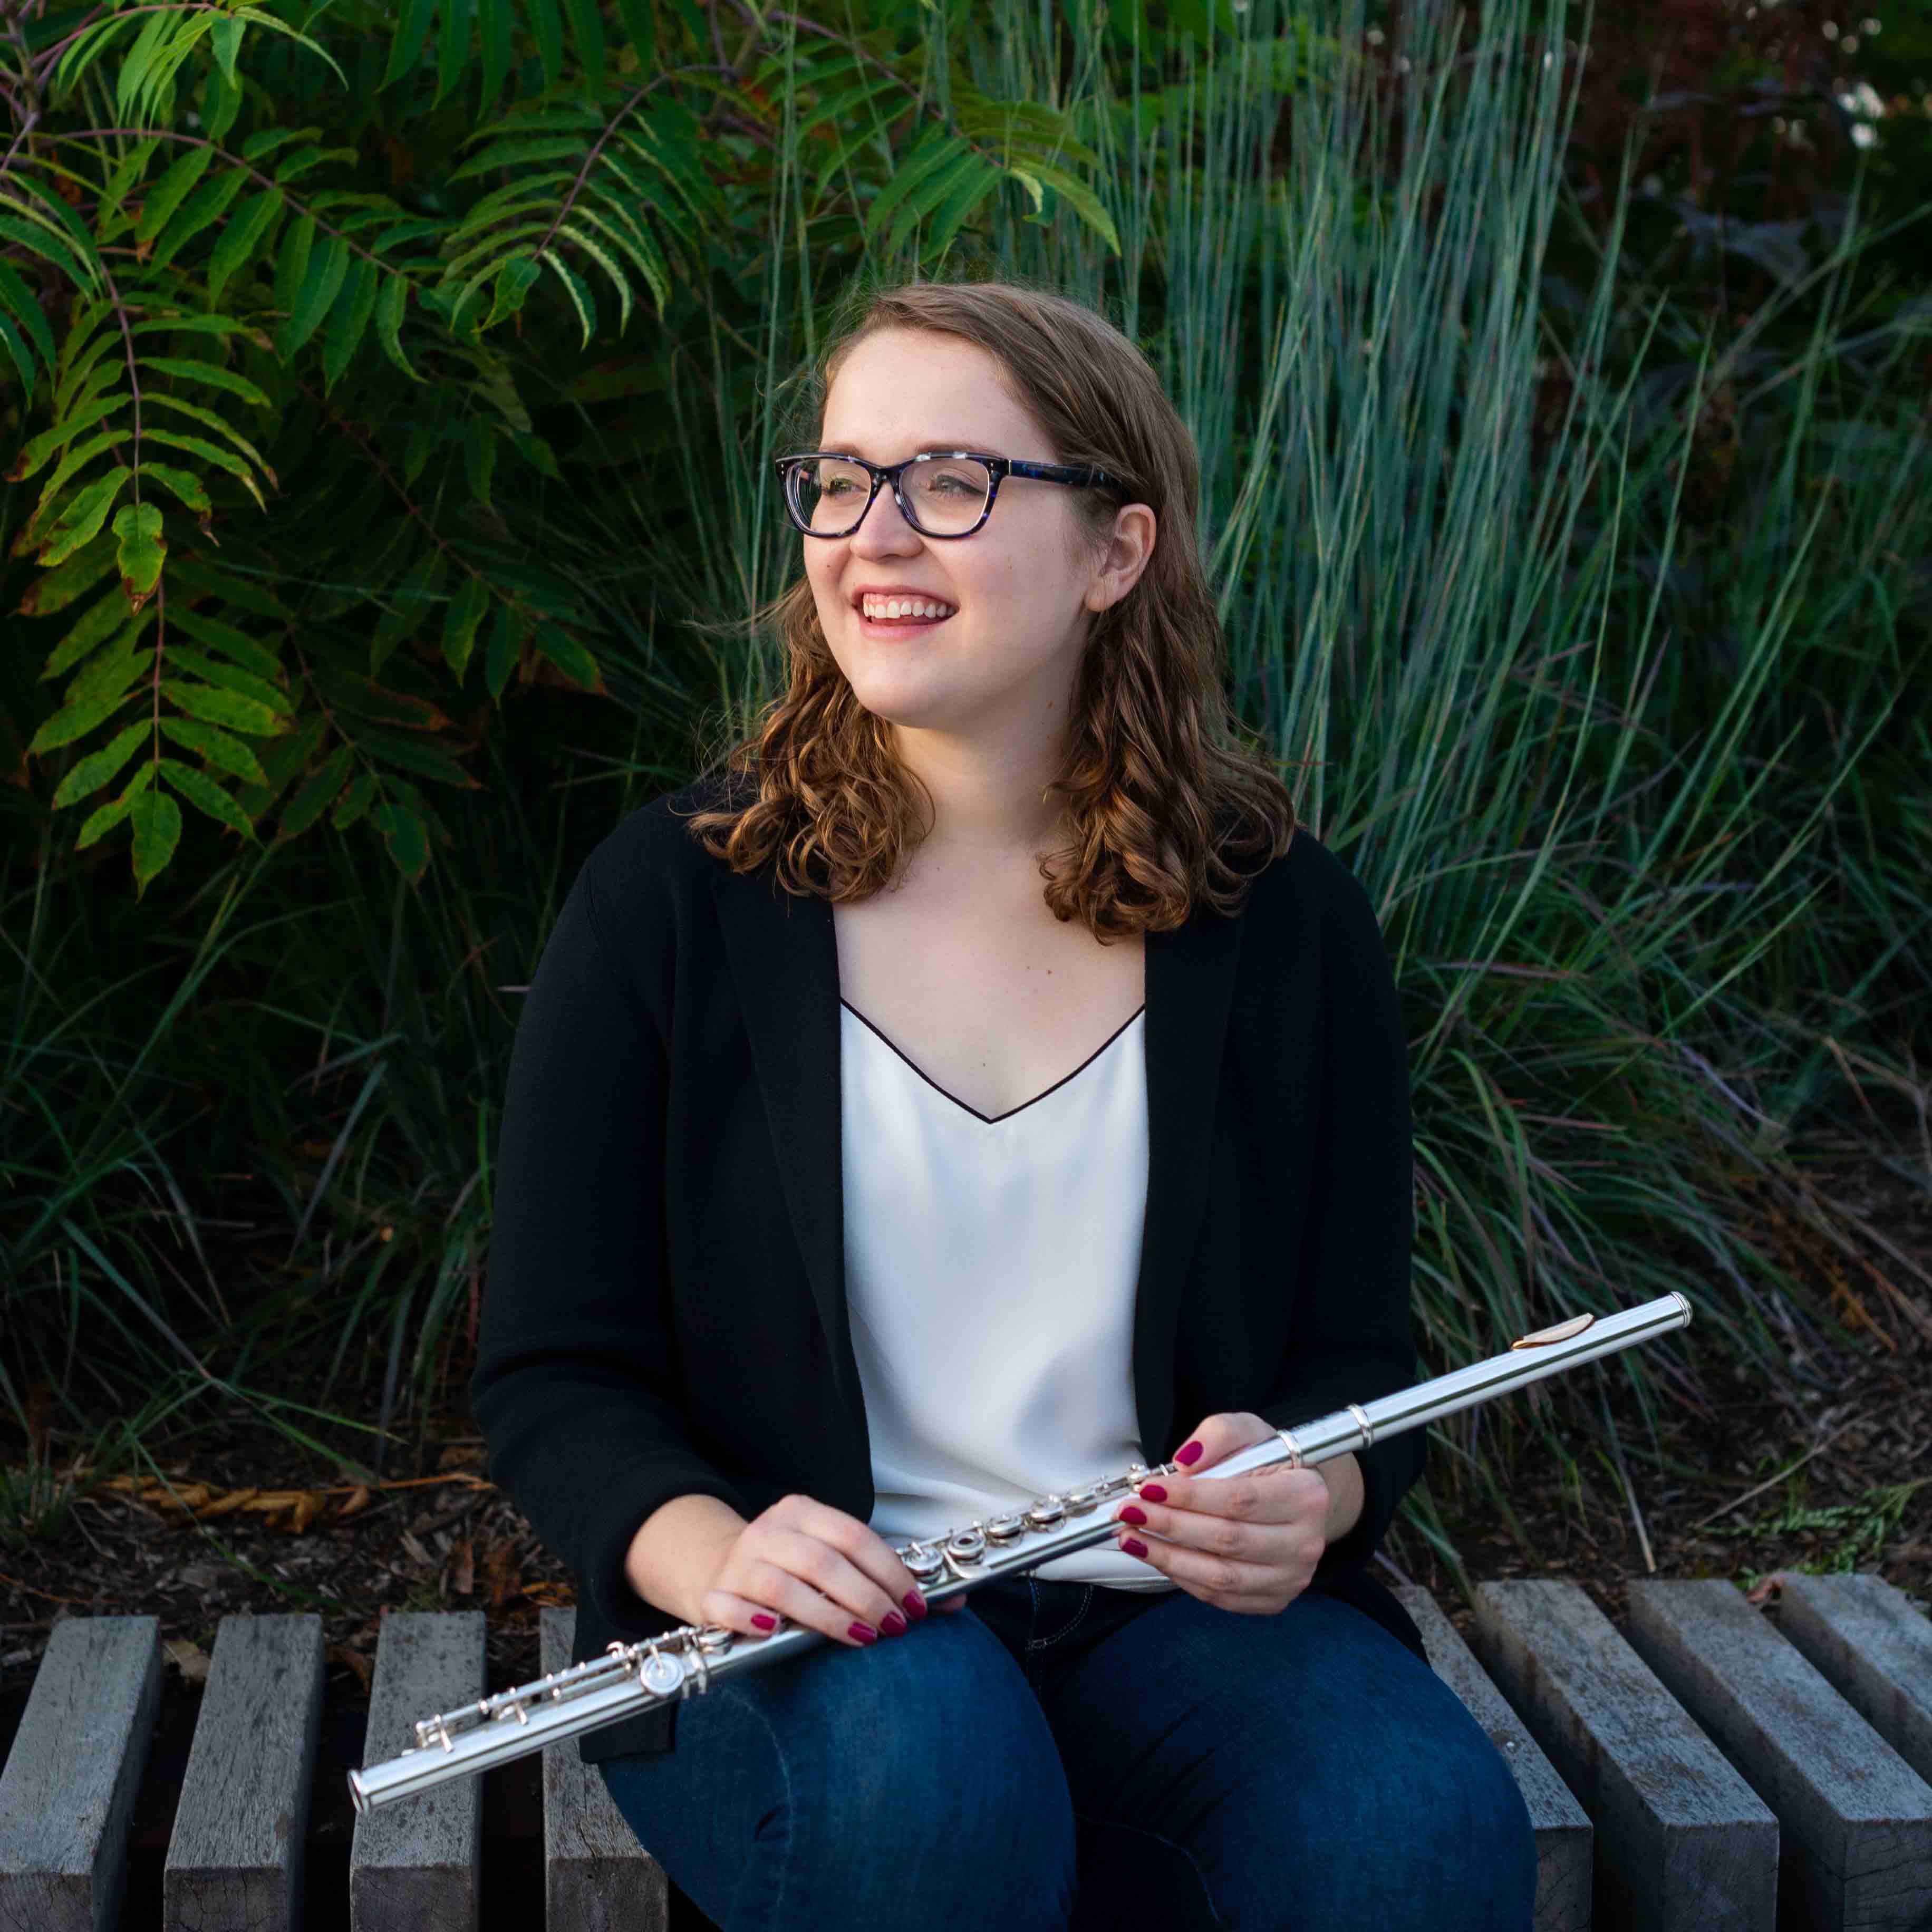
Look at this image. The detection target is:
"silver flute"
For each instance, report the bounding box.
[349,1290,1691,1813]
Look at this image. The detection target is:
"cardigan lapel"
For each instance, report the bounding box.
[710,862,1247,1475]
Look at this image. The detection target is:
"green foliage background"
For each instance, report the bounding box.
[2,0,1929,1587]
[5,0,1154,883]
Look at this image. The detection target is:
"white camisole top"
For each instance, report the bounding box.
[839,996,1178,1591]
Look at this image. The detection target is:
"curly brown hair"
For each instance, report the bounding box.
[679,273,1296,939]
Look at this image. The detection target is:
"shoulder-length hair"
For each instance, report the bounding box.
[680,274,1296,939]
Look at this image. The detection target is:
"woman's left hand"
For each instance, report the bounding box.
[1110,1411,1328,1615]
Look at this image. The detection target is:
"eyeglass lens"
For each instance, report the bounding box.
[788,456,992,536]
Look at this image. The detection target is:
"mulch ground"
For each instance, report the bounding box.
[3,1128,1927,1754]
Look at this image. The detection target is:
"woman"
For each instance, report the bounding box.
[470,277,1538,1930]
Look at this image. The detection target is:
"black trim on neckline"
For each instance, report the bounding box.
[839,1000,1147,1126]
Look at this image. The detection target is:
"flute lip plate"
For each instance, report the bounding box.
[1509,1311,1596,1349]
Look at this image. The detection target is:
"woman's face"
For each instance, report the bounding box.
[801,328,1120,749]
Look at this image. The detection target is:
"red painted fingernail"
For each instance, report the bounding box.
[752,1613,776,1631]
[903,1590,928,1620]
[1120,1536,1149,1558]
[1176,1441,1203,1465]
[1117,1504,1147,1525]
[880,1610,907,1636]
[1139,1483,1167,1502]
[848,1621,878,1645]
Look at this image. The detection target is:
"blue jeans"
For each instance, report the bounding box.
[598,1572,1538,1930]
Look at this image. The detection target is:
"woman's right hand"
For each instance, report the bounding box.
[694,1494,968,1644]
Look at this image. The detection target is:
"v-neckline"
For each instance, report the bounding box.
[840,999,1147,1126]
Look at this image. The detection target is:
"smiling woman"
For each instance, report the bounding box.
[683,277,1296,925]
[469,275,1538,1931]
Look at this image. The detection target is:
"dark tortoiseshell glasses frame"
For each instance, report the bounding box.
[774,449,1116,539]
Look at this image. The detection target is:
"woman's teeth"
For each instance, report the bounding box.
[861,598,954,621]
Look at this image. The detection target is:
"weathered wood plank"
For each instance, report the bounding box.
[1471,1579,1779,1932]
[539,1609,670,1932]
[1626,1578,1932,1932]
[1393,1585,1592,1932]
[162,1613,326,1932]
[0,1615,161,1932]
[351,1611,485,1932]
[1772,1573,1932,1791]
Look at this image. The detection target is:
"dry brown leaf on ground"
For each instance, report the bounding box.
[448,1537,475,1597]
[100,1478,217,1512]
[484,1540,521,1608]
[94,1471,492,1527]
[163,1637,210,1686]
[1745,1570,1795,1604]
[284,1490,326,1533]
[192,1485,262,1519]
[326,1642,374,1694]
[438,1444,486,1470]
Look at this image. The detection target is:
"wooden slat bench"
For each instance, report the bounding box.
[164,1614,325,1930]
[1472,1577,1783,1929]
[2,1576,1928,1930]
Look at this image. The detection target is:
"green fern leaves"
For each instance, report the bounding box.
[6,0,1132,888]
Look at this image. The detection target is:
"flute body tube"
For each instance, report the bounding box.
[348,1290,1691,1813]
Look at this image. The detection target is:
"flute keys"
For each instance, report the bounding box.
[1062,1486,1100,1515]
[1023,1498,1066,1531]
[984,1513,1027,1542]
[945,1529,987,1563]
[694,1624,735,1654]
[640,1651,684,1696]
[904,1547,944,1582]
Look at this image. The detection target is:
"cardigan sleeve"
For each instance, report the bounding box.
[1257,847,1425,1588]
[469,845,752,1634]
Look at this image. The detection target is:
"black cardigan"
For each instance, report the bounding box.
[469,770,1429,1764]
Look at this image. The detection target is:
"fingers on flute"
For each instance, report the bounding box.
[772,1544,909,1643]
[745,1564,917,1645]
[698,1590,788,1638]
[703,1584,866,1647]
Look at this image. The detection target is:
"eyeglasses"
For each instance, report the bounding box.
[774,449,1115,539]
